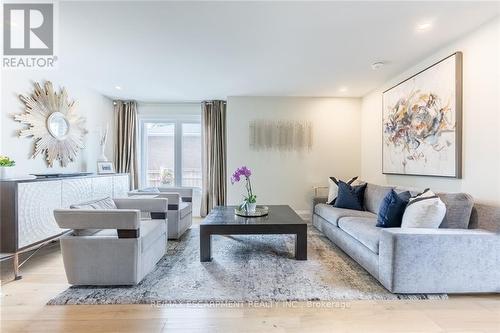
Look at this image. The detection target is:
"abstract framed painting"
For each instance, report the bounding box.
[382,52,463,178]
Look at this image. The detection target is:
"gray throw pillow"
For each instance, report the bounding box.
[437,192,474,229]
[71,197,117,209]
[364,183,394,214]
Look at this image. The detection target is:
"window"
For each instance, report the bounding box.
[143,122,176,187]
[181,123,202,188]
[140,118,201,189]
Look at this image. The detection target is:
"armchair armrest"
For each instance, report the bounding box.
[54,209,141,230]
[379,228,500,293]
[114,197,168,213]
[154,193,181,207]
[127,191,180,206]
[158,187,193,202]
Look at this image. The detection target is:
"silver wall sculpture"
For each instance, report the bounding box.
[249,120,313,151]
[16,81,87,167]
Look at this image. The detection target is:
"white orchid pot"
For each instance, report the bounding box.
[0,167,13,180]
[246,202,257,213]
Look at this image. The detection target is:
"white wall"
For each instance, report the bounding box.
[227,97,361,214]
[360,18,500,205]
[139,103,201,117]
[1,71,114,177]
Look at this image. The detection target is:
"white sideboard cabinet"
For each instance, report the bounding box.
[0,173,130,279]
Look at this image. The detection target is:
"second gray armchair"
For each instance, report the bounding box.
[128,187,193,239]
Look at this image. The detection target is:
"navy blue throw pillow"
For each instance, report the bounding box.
[376,190,411,228]
[334,181,367,211]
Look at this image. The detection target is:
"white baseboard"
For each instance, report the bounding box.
[295,209,312,221]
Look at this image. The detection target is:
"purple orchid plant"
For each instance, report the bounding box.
[231,166,257,210]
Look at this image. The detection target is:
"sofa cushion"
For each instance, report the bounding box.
[364,183,394,214]
[334,181,367,211]
[437,192,474,229]
[315,204,376,227]
[338,217,382,254]
[179,202,192,219]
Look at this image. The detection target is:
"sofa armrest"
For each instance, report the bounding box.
[54,209,141,230]
[114,197,168,213]
[379,228,500,293]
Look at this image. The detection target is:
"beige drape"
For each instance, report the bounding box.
[200,100,227,216]
[114,100,139,189]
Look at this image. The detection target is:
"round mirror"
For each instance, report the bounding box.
[47,112,70,140]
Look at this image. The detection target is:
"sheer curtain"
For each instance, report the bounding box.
[114,100,139,189]
[200,100,227,216]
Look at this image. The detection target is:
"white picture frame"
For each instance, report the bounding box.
[97,161,115,174]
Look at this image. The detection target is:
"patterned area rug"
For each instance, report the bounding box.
[48,225,447,305]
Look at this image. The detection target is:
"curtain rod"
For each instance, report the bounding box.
[114,100,227,106]
[134,100,226,105]
[202,100,227,104]
[139,101,201,106]
[113,100,136,106]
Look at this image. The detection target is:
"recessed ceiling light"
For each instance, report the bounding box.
[115,86,122,90]
[339,87,348,93]
[371,62,385,70]
[416,21,433,32]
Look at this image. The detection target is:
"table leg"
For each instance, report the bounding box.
[200,228,212,262]
[295,229,307,260]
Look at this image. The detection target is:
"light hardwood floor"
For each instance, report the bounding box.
[1,240,499,333]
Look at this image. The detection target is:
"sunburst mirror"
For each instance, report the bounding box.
[16,81,87,167]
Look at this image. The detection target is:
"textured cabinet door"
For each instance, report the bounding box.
[92,176,113,199]
[113,175,130,198]
[17,181,63,249]
[62,178,92,207]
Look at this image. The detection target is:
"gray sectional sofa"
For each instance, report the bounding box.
[312,183,500,294]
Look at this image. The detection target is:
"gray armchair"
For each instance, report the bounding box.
[53,197,168,286]
[128,187,193,239]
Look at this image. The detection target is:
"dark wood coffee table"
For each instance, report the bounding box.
[200,205,307,262]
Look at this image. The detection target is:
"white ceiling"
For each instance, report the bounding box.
[57,1,500,101]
